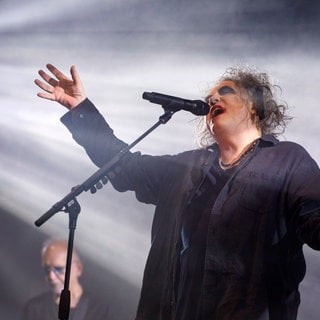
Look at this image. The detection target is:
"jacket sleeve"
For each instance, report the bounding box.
[286,146,320,250]
[60,98,180,205]
[61,98,128,167]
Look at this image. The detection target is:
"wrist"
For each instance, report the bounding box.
[69,96,87,110]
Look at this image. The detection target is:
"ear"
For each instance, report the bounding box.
[75,260,83,277]
[250,105,256,116]
[245,101,255,114]
[248,103,259,123]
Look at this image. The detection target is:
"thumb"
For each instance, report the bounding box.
[70,65,82,86]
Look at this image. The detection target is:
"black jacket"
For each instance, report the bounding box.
[62,99,320,320]
[22,292,109,320]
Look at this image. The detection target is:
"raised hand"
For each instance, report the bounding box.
[35,64,86,110]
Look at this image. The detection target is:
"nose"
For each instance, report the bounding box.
[44,267,64,282]
[208,96,220,108]
[47,269,58,280]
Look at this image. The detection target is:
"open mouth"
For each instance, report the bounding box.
[211,106,224,117]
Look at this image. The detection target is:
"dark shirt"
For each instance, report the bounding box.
[176,161,234,320]
[61,99,320,320]
[22,291,109,320]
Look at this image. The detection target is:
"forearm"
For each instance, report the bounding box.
[60,98,195,205]
[60,98,166,203]
[61,98,127,168]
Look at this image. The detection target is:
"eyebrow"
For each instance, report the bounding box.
[205,85,237,101]
[218,85,236,95]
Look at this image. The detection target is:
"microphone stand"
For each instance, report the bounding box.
[34,108,176,320]
[58,197,80,320]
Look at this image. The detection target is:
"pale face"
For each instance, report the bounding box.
[42,243,82,296]
[205,80,256,136]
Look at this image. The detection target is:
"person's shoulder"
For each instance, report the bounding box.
[25,291,52,306]
[160,147,215,170]
[266,137,319,170]
[82,292,109,318]
[83,291,107,307]
[262,134,311,156]
[23,291,54,319]
[175,145,217,159]
[277,140,312,156]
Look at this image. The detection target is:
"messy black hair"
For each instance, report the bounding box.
[197,66,292,147]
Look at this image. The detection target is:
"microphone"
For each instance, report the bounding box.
[142,92,209,116]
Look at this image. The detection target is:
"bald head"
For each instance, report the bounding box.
[41,239,83,296]
[41,239,81,263]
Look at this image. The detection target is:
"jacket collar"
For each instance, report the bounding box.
[206,134,279,151]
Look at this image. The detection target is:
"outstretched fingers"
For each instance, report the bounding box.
[46,63,69,81]
[35,64,68,99]
[34,77,53,95]
[35,68,57,93]
[35,63,86,108]
[36,91,57,101]
[34,77,56,101]
[70,65,81,85]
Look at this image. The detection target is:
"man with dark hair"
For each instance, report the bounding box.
[34,64,320,320]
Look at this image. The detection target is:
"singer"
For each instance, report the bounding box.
[34,64,320,320]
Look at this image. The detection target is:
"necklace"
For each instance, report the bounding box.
[219,139,258,170]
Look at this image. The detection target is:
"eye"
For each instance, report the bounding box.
[218,86,236,95]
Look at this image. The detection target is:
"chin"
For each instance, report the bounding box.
[50,285,63,295]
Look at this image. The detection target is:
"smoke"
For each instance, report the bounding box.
[0,1,319,319]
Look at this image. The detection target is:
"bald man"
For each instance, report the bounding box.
[22,239,109,320]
